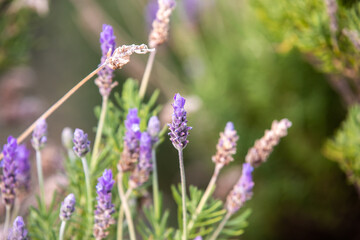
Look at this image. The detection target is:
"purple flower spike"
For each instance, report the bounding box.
[7,216,28,240]
[96,24,118,97]
[147,116,161,145]
[129,132,153,188]
[1,136,18,206]
[168,93,192,150]
[225,163,254,215]
[31,119,47,150]
[94,169,115,239]
[60,193,76,221]
[73,128,90,158]
[15,145,31,191]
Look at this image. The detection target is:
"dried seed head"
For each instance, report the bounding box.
[212,122,239,168]
[107,44,154,70]
[59,193,76,221]
[149,0,176,48]
[245,119,292,167]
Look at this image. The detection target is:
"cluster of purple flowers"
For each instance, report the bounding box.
[73,128,91,158]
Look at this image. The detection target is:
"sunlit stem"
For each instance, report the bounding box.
[59,221,67,240]
[152,148,160,221]
[91,95,109,171]
[117,188,133,240]
[3,205,11,238]
[139,50,157,99]
[117,173,136,240]
[177,148,187,240]
[0,63,106,161]
[36,150,45,205]
[188,164,222,230]
[208,211,231,240]
[81,157,92,238]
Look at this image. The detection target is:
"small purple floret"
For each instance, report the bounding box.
[60,193,76,221]
[7,216,28,240]
[139,132,152,170]
[147,116,161,145]
[31,119,47,150]
[168,93,192,150]
[1,136,18,206]
[124,108,141,151]
[73,128,90,158]
[15,145,31,190]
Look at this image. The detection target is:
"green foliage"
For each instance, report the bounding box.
[324,105,360,188]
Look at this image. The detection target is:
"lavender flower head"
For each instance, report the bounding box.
[212,122,239,168]
[15,145,31,191]
[129,132,153,188]
[59,193,76,221]
[225,163,254,215]
[73,128,90,158]
[168,93,192,150]
[147,116,161,145]
[119,109,141,172]
[95,24,118,97]
[94,169,115,240]
[31,119,47,150]
[7,216,28,240]
[1,136,18,206]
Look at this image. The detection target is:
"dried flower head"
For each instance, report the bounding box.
[245,119,292,167]
[95,24,118,97]
[225,163,254,215]
[147,116,161,145]
[7,216,28,240]
[73,128,91,158]
[107,44,154,70]
[94,169,115,240]
[15,145,31,191]
[168,93,192,150]
[212,122,239,168]
[119,109,141,172]
[1,136,18,206]
[149,0,176,48]
[31,118,47,150]
[129,132,153,188]
[59,193,76,221]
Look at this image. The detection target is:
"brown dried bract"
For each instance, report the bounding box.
[117,143,139,172]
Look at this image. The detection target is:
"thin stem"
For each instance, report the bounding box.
[208,211,231,240]
[187,164,222,231]
[117,173,136,240]
[152,149,160,221]
[3,205,11,238]
[59,221,67,240]
[10,198,20,223]
[90,96,109,171]
[0,63,106,161]
[117,188,133,240]
[139,50,157,99]
[36,150,45,205]
[177,148,187,240]
[81,157,93,239]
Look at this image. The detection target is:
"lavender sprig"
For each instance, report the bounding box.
[1,136,18,206]
[7,216,28,240]
[94,169,115,240]
[59,193,76,240]
[31,119,47,151]
[15,144,31,191]
[73,128,90,158]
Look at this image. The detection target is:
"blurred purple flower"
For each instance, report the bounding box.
[73,128,90,158]
[147,116,161,145]
[15,144,30,190]
[1,136,18,206]
[31,119,47,150]
[124,108,141,151]
[7,216,28,240]
[59,193,76,221]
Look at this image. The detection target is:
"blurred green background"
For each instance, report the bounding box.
[1,0,360,239]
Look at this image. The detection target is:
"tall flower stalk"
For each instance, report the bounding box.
[59,193,76,240]
[168,93,192,240]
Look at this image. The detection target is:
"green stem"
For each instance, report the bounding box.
[208,211,231,240]
[59,221,67,240]
[90,96,108,171]
[152,149,160,221]
[81,157,92,239]
[36,150,45,206]
[177,148,187,240]
[187,164,222,231]
[117,173,136,240]
[139,50,157,99]
[3,205,11,238]
[117,188,133,240]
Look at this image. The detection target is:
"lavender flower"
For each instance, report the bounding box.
[15,145,31,191]
[59,193,76,221]
[7,216,28,240]
[245,119,292,167]
[31,119,47,150]
[147,116,161,145]
[94,169,115,240]
[168,93,192,150]
[194,237,202,240]
[0,136,18,206]
[73,128,90,158]
[225,163,254,215]
[119,109,141,172]
[212,122,239,168]
[129,132,153,188]
[95,24,118,97]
